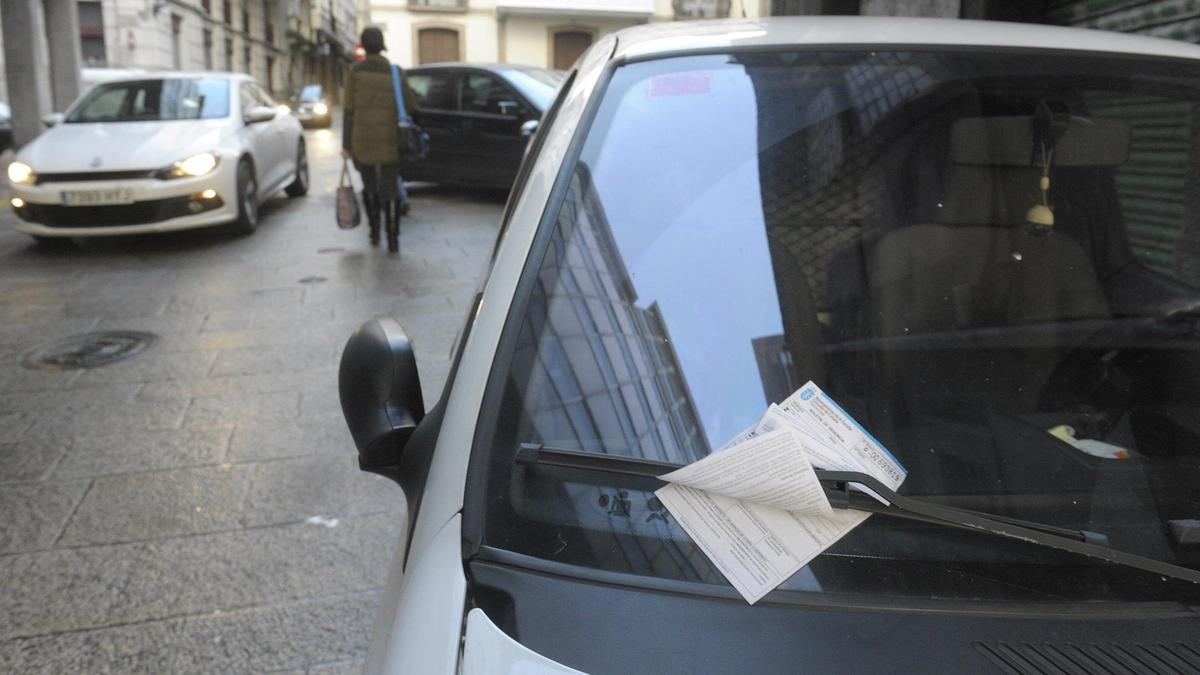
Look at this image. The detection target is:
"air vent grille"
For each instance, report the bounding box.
[973,639,1200,674]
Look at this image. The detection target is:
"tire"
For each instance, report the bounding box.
[230,159,259,235]
[285,142,308,197]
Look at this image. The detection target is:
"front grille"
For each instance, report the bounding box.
[36,170,159,184]
[18,195,223,228]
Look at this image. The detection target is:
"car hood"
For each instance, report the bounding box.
[19,119,232,172]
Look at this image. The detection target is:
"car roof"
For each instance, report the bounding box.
[409,62,558,74]
[612,16,1200,63]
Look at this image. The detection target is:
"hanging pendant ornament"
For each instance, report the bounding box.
[1026,142,1055,233]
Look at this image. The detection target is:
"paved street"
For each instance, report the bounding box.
[0,123,504,672]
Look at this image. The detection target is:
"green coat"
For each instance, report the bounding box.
[343,54,419,166]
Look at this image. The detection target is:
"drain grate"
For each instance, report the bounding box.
[298,276,327,284]
[21,331,159,371]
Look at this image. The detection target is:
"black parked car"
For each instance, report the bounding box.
[402,64,563,190]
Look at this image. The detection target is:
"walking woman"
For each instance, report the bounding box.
[341,27,417,253]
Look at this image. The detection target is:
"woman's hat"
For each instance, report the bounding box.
[361,27,385,54]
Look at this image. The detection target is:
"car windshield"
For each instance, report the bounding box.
[298,85,322,101]
[477,49,1200,603]
[499,68,563,110]
[66,78,230,122]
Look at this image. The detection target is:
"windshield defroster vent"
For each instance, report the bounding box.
[973,639,1200,674]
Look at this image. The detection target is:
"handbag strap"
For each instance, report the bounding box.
[339,158,352,187]
[390,64,411,124]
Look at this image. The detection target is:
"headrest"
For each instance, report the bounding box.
[951,116,1130,168]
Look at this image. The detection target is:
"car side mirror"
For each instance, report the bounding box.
[243,105,277,124]
[520,119,539,137]
[338,318,425,483]
[42,112,65,128]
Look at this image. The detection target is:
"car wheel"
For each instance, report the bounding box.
[285,142,308,197]
[230,159,258,235]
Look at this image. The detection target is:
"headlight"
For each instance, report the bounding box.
[276,104,291,116]
[166,152,218,179]
[7,161,35,185]
[313,102,328,116]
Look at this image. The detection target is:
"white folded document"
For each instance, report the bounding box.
[655,381,907,605]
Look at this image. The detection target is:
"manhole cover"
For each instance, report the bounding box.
[21,331,158,371]
[298,276,327,284]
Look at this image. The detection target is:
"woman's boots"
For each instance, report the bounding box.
[384,199,401,253]
[362,191,381,246]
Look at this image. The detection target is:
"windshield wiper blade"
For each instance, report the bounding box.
[515,443,1200,585]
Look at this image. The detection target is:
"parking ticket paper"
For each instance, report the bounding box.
[655,382,905,605]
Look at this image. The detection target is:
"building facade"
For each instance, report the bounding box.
[368,0,768,70]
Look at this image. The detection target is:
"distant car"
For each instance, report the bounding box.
[6,73,307,242]
[0,102,11,151]
[401,64,563,190]
[339,18,1200,675]
[291,83,332,128]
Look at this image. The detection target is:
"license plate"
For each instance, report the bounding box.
[60,188,134,206]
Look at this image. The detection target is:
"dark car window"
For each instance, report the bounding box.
[298,85,322,101]
[499,68,563,110]
[67,78,230,122]
[408,71,458,111]
[463,73,521,115]
[475,49,1200,603]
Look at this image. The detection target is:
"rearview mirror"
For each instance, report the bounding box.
[338,318,425,483]
[42,112,65,128]
[243,105,277,124]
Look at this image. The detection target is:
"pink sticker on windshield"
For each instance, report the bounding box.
[649,73,711,97]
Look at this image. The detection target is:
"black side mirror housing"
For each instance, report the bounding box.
[338,318,425,483]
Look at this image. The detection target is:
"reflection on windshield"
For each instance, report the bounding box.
[67,79,230,122]
[480,49,1200,601]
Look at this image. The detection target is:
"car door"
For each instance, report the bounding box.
[239,82,276,192]
[250,82,290,190]
[404,68,466,183]
[459,71,531,188]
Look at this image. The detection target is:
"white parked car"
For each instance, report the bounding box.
[338,17,1200,675]
[6,72,306,241]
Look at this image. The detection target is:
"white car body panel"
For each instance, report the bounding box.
[6,72,303,237]
[365,514,467,675]
[461,609,584,675]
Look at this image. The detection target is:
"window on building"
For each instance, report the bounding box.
[242,9,250,33]
[552,30,592,70]
[78,1,106,66]
[243,45,252,74]
[201,0,211,13]
[672,0,730,18]
[416,27,460,64]
[202,29,213,70]
[224,37,234,71]
[170,13,183,70]
[265,56,275,93]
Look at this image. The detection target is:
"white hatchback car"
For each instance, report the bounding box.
[339,17,1200,675]
[6,72,306,241]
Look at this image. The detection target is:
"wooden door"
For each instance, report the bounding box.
[552,31,592,70]
[417,28,460,64]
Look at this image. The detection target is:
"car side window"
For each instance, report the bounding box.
[407,72,458,111]
[464,73,521,115]
[250,83,275,107]
[239,83,256,113]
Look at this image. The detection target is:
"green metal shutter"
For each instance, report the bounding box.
[1046,0,1199,280]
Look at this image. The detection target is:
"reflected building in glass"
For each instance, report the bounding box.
[511,166,710,465]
